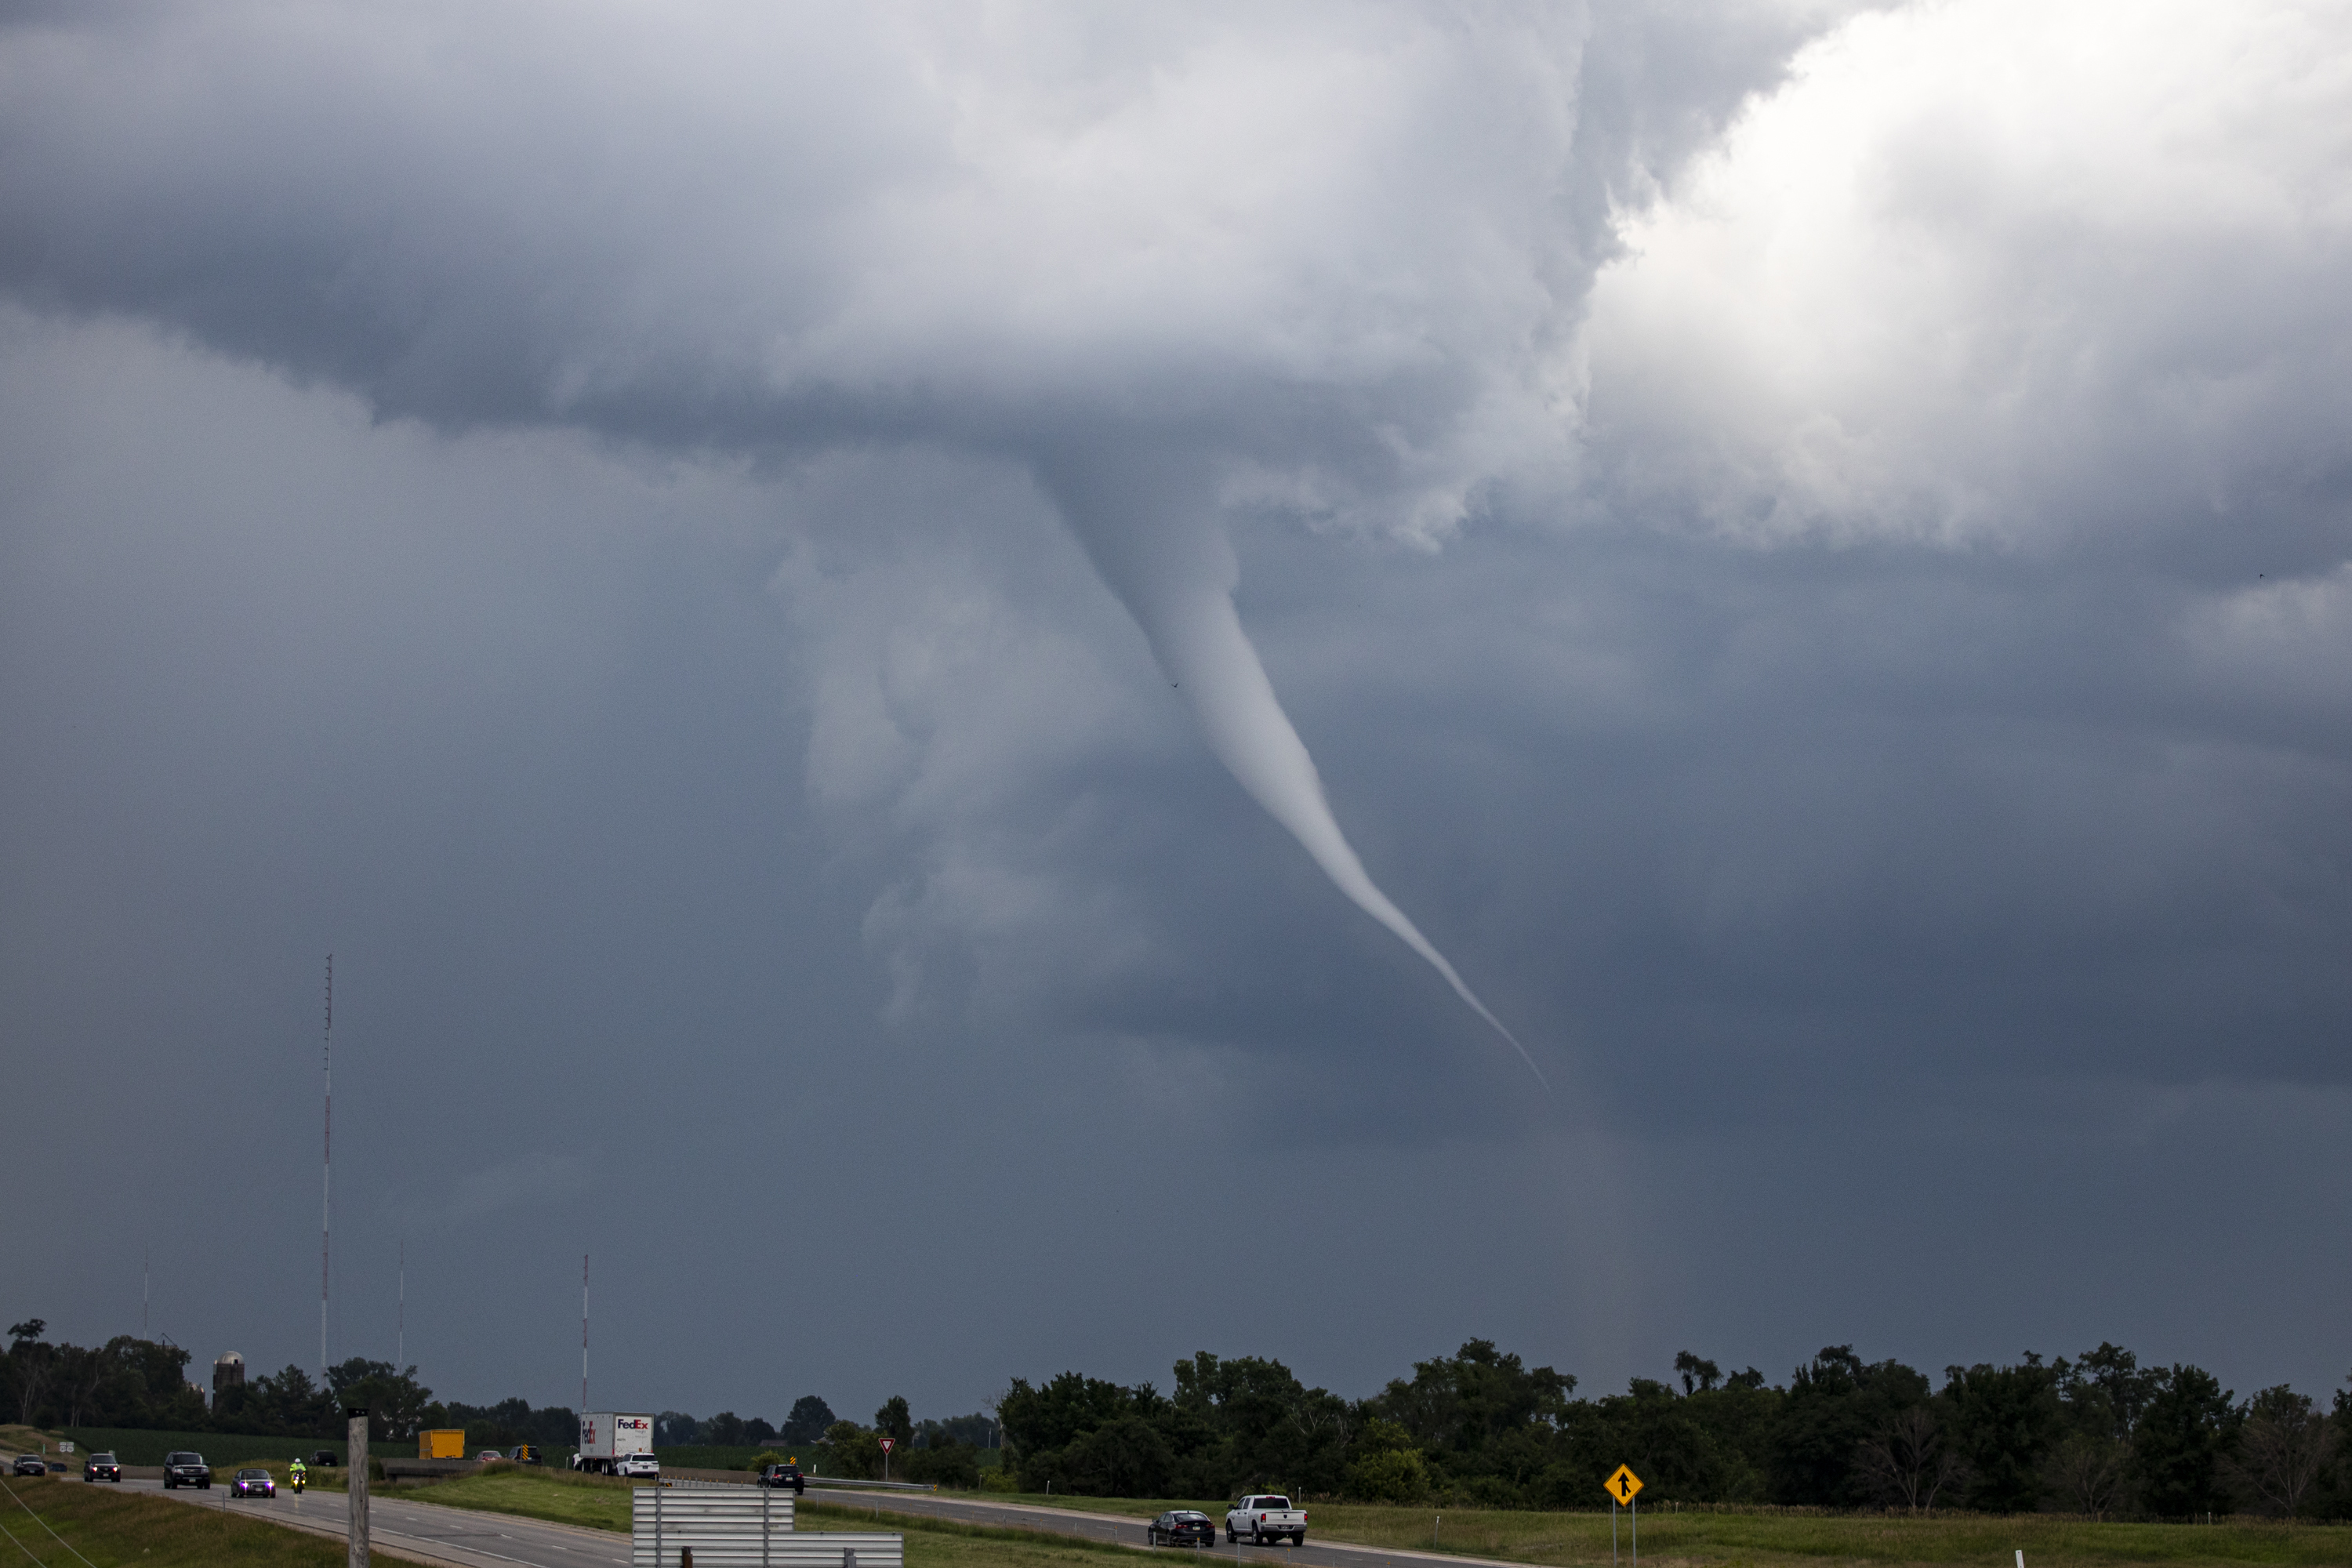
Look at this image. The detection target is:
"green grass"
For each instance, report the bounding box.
[816,1490,2352,1568]
[0,1471,437,1566]
[158,1450,2352,1568]
[391,1464,642,1530]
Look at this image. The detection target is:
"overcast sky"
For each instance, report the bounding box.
[6,0,2350,1427]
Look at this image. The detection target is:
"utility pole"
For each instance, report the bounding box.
[347,1405,370,1568]
[581,1253,589,1414]
[397,1241,405,1370]
[321,955,333,1384]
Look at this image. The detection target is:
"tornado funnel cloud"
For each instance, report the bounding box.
[1043,456,1548,1091]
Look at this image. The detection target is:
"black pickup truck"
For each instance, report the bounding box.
[162,1451,212,1489]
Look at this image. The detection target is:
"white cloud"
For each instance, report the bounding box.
[1585,0,2352,548]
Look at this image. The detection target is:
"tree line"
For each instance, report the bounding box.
[15,1314,2345,1516]
[996,1341,2351,1518]
[0,1317,992,1476]
[2,1318,572,1453]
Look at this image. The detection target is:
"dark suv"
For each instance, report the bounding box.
[82,1452,122,1483]
[757,1461,805,1494]
[163,1451,212,1489]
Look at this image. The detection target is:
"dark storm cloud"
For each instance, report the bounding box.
[6,0,2352,1417]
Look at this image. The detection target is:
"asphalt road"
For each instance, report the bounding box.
[803,1486,1517,1568]
[114,1473,1515,1568]
[129,1476,631,1568]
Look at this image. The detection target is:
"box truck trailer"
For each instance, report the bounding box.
[573,1412,655,1474]
[419,1429,466,1460]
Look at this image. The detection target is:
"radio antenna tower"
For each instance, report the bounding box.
[581,1253,590,1414]
[321,954,333,1383]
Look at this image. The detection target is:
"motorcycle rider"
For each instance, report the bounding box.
[289,1457,307,1494]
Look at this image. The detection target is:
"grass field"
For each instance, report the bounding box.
[354,1465,2352,1568]
[815,1490,2352,1568]
[0,1471,436,1567]
[392,1464,639,1530]
[49,1426,342,1467]
[12,1428,2349,1568]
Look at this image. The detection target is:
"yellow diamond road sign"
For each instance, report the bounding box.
[1604,1465,1644,1506]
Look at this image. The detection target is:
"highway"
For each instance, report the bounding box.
[121,1474,1517,1568]
[130,1476,629,1568]
[803,1486,1519,1568]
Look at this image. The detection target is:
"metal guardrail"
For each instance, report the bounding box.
[631,1486,906,1568]
[800,1477,939,1493]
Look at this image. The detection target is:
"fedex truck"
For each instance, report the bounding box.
[573,1412,655,1474]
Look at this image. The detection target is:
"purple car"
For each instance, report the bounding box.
[230,1468,276,1498]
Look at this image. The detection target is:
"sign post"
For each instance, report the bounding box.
[347,1407,371,1568]
[1603,1465,1642,1568]
[880,1436,895,1483]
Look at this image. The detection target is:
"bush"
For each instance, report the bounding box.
[1345,1447,1429,1503]
[826,1422,883,1480]
[902,1441,981,1489]
[747,1450,786,1473]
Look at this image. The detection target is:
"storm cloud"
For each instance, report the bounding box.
[5,0,2351,1419]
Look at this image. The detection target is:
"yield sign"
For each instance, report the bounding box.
[1603,1465,1643,1506]
[880,1438,895,1453]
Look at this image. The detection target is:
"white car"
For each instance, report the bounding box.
[615,1454,661,1479]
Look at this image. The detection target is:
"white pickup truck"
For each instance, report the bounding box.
[1226,1494,1305,1546]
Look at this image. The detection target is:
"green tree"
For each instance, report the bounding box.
[1345,1445,1429,1502]
[7,1319,52,1426]
[826,1420,884,1479]
[1766,1348,1928,1506]
[1372,1339,1575,1462]
[901,1439,980,1488]
[875,1396,914,1448]
[1943,1358,2060,1512]
[782,1396,835,1445]
[2134,1364,2238,1517]
[1560,1379,1744,1505]
[1675,1353,1722,1395]
[1062,1416,1174,1496]
[327,1357,433,1440]
[2227,1385,2329,1517]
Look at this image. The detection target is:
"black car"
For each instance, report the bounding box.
[83,1453,122,1483]
[510,1445,543,1465]
[163,1451,212,1490]
[9,1456,42,1479]
[310,1450,339,1467]
[1149,1511,1217,1548]
[757,1461,806,1494]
